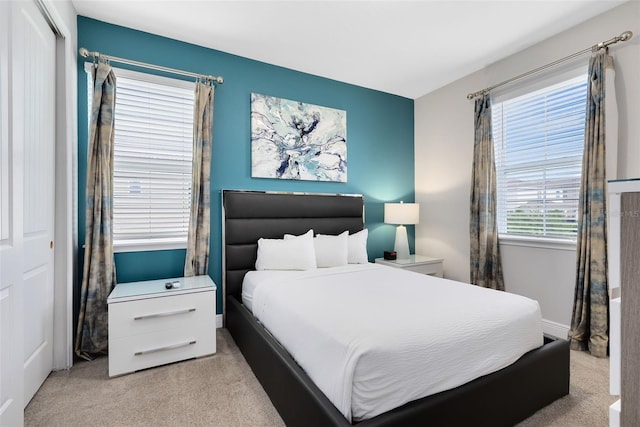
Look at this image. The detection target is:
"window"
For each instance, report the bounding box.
[87,66,195,251]
[492,75,587,241]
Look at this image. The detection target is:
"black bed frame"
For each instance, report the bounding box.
[222,190,569,427]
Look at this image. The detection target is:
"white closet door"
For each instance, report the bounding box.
[16,0,56,406]
[0,2,24,424]
[0,2,56,423]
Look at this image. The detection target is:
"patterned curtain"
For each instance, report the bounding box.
[75,61,117,360]
[568,51,613,358]
[469,94,505,291]
[184,81,214,276]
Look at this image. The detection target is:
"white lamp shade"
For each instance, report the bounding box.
[384,202,419,225]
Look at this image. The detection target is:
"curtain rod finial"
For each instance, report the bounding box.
[620,31,633,42]
[205,75,224,84]
[79,47,90,58]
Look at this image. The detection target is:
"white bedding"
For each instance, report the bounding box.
[243,263,543,421]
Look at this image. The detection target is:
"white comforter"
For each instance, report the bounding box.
[243,263,543,421]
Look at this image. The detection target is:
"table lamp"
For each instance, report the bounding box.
[384,201,419,260]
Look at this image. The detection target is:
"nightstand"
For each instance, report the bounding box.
[375,255,444,277]
[107,275,216,377]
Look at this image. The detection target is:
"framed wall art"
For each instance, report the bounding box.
[251,93,347,182]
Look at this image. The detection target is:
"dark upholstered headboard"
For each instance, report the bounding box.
[222,190,365,305]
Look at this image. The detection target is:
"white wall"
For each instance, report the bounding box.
[415,1,640,335]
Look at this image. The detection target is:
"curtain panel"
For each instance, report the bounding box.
[568,51,613,358]
[75,61,117,360]
[184,81,214,277]
[470,94,505,291]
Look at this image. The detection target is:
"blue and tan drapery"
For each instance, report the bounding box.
[470,94,505,291]
[75,60,117,360]
[184,81,215,276]
[568,50,615,358]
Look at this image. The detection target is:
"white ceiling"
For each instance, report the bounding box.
[71,0,627,99]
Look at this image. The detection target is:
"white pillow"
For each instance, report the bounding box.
[313,231,349,268]
[347,229,369,264]
[255,229,316,270]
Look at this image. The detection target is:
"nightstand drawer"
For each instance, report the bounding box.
[109,291,214,339]
[404,263,443,277]
[375,255,444,278]
[109,327,216,377]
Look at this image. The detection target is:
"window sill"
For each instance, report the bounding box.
[498,235,577,251]
[114,239,187,253]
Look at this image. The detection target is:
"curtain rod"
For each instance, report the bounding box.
[466,30,632,100]
[79,48,224,84]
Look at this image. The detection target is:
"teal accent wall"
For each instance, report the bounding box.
[77,17,415,315]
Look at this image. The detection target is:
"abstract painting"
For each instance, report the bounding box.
[251,93,347,182]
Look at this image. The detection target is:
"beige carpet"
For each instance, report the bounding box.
[25,329,284,427]
[517,348,616,427]
[25,330,614,426]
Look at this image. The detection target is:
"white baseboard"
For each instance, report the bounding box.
[216,314,223,329]
[609,399,621,427]
[542,319,569,339]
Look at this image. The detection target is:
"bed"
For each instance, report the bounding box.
[222,190,569,427]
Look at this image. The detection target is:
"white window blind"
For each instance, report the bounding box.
[86,66,195,251]
[492,75,587,241]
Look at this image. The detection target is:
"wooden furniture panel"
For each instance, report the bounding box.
[621,191,640,426]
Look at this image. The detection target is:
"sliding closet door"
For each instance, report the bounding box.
[0,2,56,423]
[0,2,24,424]
[621,191,640,426]
[15,0,56,406]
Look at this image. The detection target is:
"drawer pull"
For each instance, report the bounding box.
[133,308,196,320]
[134,340,197,356]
